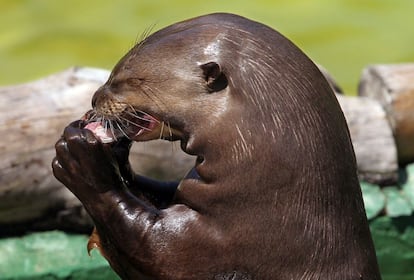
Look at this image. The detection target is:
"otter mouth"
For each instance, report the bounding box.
[83,108,204,182]
[83,109,183,143]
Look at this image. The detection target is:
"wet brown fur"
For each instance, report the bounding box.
[53,13,381,279]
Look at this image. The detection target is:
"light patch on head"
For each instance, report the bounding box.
[204,40,220,57]
[203,33,226,58]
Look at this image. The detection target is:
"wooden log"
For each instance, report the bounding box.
[0,67,193,234]
[358,64,414,164]
[320,64,398,184]
[0,66,401,233]
[336,94,398,184]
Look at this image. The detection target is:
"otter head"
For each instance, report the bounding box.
[89,16,256,183]
[95,25,234,133]
[89,13,349,186]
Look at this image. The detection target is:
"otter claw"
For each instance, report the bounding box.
[87,227,104,256]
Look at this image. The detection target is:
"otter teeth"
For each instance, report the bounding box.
[84,122,115,143]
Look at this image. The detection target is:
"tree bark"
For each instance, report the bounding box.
[337,95,398,184]
[359,63,414,164]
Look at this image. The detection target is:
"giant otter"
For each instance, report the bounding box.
[52,13,381,279]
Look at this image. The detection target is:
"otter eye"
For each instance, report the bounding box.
[126,78,145,87]
[200,62,228,93]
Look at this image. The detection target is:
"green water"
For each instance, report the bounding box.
[1,0,413,93]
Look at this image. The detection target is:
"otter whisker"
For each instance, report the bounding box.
[136,110,160,123]
[125,105,160,124]
[103,117,110,135]
[113,115,130,138]
[167,121,173,140]
[93,114,102,124]
[119,115,153,131]
[166,122,177,153]
[108,120,118,141]
[159,121,165,140]
[133,23,156,52]
[125,110,153,123]
[115,121,129,138]
[86,111,98,123]
[126,105,147,120]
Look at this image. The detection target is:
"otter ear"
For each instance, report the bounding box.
[200,62,228,93]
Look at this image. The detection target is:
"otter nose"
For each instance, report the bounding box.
[91,86,108,108]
